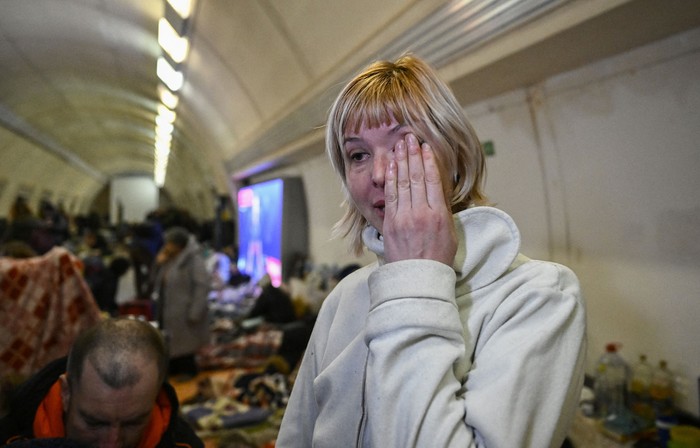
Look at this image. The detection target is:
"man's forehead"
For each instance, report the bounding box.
[76,403,153,426]
[70,358,159,416]
[75,355,158,390]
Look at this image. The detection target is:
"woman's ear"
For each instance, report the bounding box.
[59,373,71,413]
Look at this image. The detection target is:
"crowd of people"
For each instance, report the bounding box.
[0,196,215,314]
[0,197,246,375]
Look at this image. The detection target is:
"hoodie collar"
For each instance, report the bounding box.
[363,206,521,292]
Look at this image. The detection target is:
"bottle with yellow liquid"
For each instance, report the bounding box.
[628,354,654,423]
[650,360,674,418]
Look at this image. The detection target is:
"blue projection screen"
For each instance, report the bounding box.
[236,177,307,287]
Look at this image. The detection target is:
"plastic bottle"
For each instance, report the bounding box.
[628,354,654,422]
[594,343,630,418]
[594,362,611,418]
[650,360,674,418]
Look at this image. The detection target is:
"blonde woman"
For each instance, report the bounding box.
[277,55,586,447]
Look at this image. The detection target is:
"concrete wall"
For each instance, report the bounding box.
[466,27,700,416]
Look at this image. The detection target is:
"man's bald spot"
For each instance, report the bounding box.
[87,349,150,389]
[66,318,168,390]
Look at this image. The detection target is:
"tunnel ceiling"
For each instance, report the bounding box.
[1,0,698,202]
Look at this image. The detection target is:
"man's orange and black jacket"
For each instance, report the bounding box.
[0,357,203,448]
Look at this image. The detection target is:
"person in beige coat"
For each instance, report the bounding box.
[151,227,210,378]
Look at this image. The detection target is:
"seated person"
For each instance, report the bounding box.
[248,275,298,325]
[0,318,203,448]
[246,275,313,371]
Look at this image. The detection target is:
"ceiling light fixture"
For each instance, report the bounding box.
[158,18,189,63]
[155,120,174,138]
[158,84,179,109]
[157,104,177,123]
[154,0,195,188]
[167,0,194,20]
[156,57,184,92]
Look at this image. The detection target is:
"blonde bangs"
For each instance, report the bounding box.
[340,70,427,137]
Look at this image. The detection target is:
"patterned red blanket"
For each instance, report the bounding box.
[0,247,102,378]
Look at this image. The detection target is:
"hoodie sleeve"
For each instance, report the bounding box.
[463,261,586,447]
[363,259,477,447]
[363,258,586,448]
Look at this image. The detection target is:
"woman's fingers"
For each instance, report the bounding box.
[383,133,456,265]
[394,138,411,209]
[394,133,445,211]
[420,140,447,210]
[384,153,398,216]
[405,134,428,209]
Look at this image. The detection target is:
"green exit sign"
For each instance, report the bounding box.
[482,140,495,157]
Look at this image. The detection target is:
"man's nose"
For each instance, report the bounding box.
[100,425,122,448]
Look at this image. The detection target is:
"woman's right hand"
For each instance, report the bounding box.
[382,133,457,267]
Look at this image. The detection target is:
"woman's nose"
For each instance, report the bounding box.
[371,153,391,187]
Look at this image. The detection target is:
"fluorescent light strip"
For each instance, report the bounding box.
[159,84,179,109]
[155,133,172,147]
[157,104,177,123]
[158,18,189,63]
[155,118,174,135]
[157,57,183,92]
[155,140,171,157]
[167,0,194,19]
[154,164,167,187]
[155,0,195,187]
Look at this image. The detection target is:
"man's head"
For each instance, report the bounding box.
[59,318,168,448]
[160,227,190,260]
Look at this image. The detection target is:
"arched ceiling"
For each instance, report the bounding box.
[1,0,699,214]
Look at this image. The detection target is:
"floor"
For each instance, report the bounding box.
[170,367,282,448]
[170,368,239,448]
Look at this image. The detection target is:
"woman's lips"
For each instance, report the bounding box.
[374,201,385,218]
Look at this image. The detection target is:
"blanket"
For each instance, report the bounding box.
[197,329,283,370]
[0,247,102,378]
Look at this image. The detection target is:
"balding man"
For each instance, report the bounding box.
[0,318,203,448]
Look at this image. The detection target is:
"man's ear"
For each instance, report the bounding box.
[59,373,71,413]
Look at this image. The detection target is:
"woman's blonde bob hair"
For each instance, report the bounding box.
[326,54,488,255]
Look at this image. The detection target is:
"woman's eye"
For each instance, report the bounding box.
[348,151,368,162]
